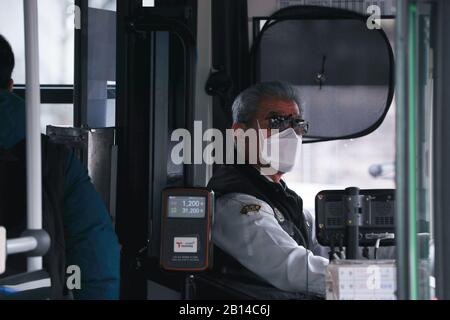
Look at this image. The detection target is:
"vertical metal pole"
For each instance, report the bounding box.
[396,0,409,300]
[24,0,43,271]
[344,187,362,260]
[407,3,419,299]
[192,0,213,187]
[74,0,89,128]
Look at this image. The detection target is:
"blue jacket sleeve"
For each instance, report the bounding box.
[63,151,120,300]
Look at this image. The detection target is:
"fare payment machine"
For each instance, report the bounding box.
[160,188,214,271]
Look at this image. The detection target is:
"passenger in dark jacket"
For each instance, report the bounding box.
[0,34,120,299]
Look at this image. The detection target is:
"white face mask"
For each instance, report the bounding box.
[258,125,303,174]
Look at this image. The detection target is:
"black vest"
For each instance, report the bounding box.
[0,136,67,299]
[207,164,311,273]
[208,164,310,246]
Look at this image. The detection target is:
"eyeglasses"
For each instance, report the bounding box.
[266,114,309,136]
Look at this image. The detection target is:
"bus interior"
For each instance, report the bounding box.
[0,0,450,301]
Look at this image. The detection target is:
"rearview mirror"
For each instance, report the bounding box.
[251,6,395,143]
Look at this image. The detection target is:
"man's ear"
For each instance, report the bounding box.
[8,79,13,92]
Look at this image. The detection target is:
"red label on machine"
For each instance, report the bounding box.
[173,237,198,253]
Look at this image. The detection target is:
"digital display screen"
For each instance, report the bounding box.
[167,196,206,219]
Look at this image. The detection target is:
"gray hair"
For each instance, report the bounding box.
[231,81,303,124]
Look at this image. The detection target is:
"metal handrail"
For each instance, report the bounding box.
[6,238,38,256]
[23,0,43,272]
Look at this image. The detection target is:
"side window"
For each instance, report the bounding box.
[284,106,396,213]
[0,0,75,131]
[40,104,74,132]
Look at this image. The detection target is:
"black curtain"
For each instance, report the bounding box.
[212,0,251,132]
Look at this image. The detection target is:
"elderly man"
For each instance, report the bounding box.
[207,81,328,296]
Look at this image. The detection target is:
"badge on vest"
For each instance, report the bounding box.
[273,208,285,223]
[240,204,261,215]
